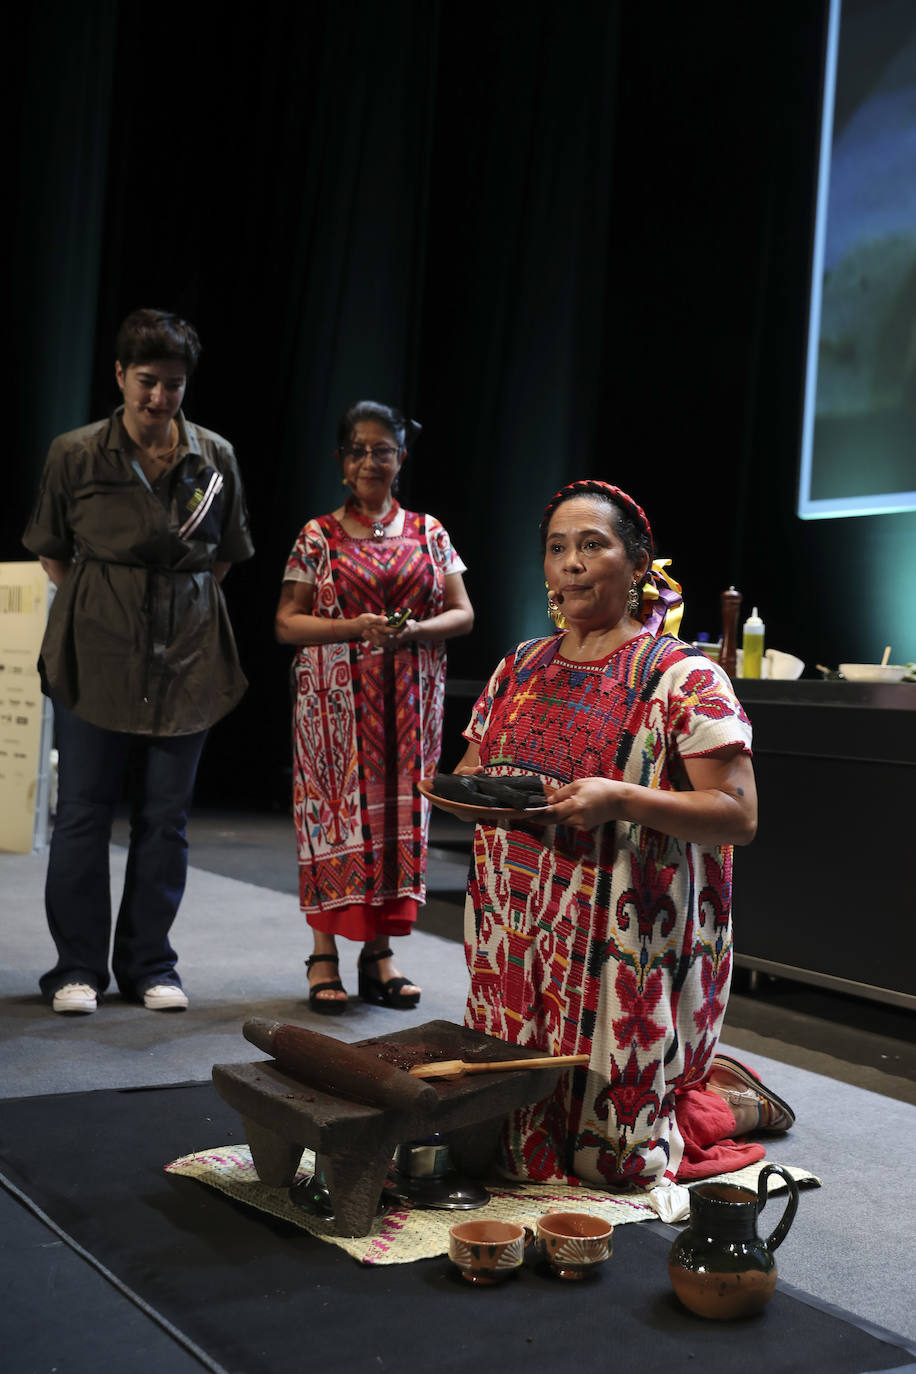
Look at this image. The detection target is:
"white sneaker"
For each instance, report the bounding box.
[52,983,98,1014]
[142,984,189,1011]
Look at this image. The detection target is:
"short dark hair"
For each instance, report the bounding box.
[336,400,422,453]
[539,480,654,571]
[115,309,201,375]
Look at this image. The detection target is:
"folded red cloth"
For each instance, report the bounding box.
[675,1082,766,1181]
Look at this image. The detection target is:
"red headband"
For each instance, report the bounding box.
[540,479,654,551]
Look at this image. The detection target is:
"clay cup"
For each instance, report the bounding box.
[536,1211,614,1280]
[448,1219,533,1285]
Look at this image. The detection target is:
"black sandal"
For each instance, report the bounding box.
[357,947,420,1010]
[306,954,348,1016]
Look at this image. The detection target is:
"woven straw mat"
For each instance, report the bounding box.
[165,1145,819,1266]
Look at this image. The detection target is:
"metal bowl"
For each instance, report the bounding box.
[385,1134,490,1210]
[392,1138,454,1180]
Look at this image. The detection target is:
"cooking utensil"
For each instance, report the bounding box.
[243,1017,437,1111]
[409,1053,590,1081]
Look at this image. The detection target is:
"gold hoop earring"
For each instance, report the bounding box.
[546,582,567,629]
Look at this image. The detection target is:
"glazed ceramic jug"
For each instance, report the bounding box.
[668,1164,799,1319]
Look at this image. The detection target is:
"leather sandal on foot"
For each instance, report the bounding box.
[306,955,348,1016]
[707,1053,796,1132]
[357,947,420,1010]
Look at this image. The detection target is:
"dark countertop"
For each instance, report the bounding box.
[447,674,916,711]
[732,679,915,762]
[444,675,916,764]
[732,678,916,710]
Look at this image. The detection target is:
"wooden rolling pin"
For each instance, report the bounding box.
[243,1018,437,1112]
[409,1053,590,1081]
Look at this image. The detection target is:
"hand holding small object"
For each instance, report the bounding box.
[382,606,416,647]
[356,612,393,647]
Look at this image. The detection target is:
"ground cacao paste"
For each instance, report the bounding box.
[364,1040,495,1072]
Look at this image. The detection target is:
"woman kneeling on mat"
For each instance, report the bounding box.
[454,479,794,1187]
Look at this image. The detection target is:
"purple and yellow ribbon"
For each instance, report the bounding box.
[638,559,684,638]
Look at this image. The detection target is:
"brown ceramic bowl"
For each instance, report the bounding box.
[536,1211,613,1280]
[448,1219,532,1285]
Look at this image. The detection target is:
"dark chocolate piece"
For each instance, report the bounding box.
[430,772,548,809]
[428,775,491,804]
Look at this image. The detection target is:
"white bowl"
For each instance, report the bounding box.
[839,663,907,683]
[765,649,805,680]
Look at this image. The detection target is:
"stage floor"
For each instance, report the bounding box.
[3,810,916,1359]
[2,1082,914,1374]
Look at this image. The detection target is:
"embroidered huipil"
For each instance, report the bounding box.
[285,511,464,920]
[463,631,753,1189]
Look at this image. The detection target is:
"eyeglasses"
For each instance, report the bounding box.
[343,444,399,462]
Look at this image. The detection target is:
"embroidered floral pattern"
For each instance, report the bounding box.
[464,634,752,1188]
[286,512,461,915]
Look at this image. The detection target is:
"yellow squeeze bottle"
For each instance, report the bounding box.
[742,607,765,678]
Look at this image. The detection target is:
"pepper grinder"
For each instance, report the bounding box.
[720,586,742,678]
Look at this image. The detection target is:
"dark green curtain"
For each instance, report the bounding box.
[10,0,862,809]
[89,0,440,518]
[10,1,115,528]
[415,3,619,660]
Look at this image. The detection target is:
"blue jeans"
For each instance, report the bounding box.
[40,704,208,1000]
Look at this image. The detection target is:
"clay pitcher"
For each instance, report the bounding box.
[668,1164,799,1319]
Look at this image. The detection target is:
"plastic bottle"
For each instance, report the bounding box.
[742,607,765,678]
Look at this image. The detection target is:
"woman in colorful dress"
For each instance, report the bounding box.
[276,401,473,1013]
[454,479,794,1188]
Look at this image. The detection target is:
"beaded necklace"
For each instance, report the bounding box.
[344,497,400,539]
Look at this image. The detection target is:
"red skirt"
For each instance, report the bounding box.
[307,897,419,943]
